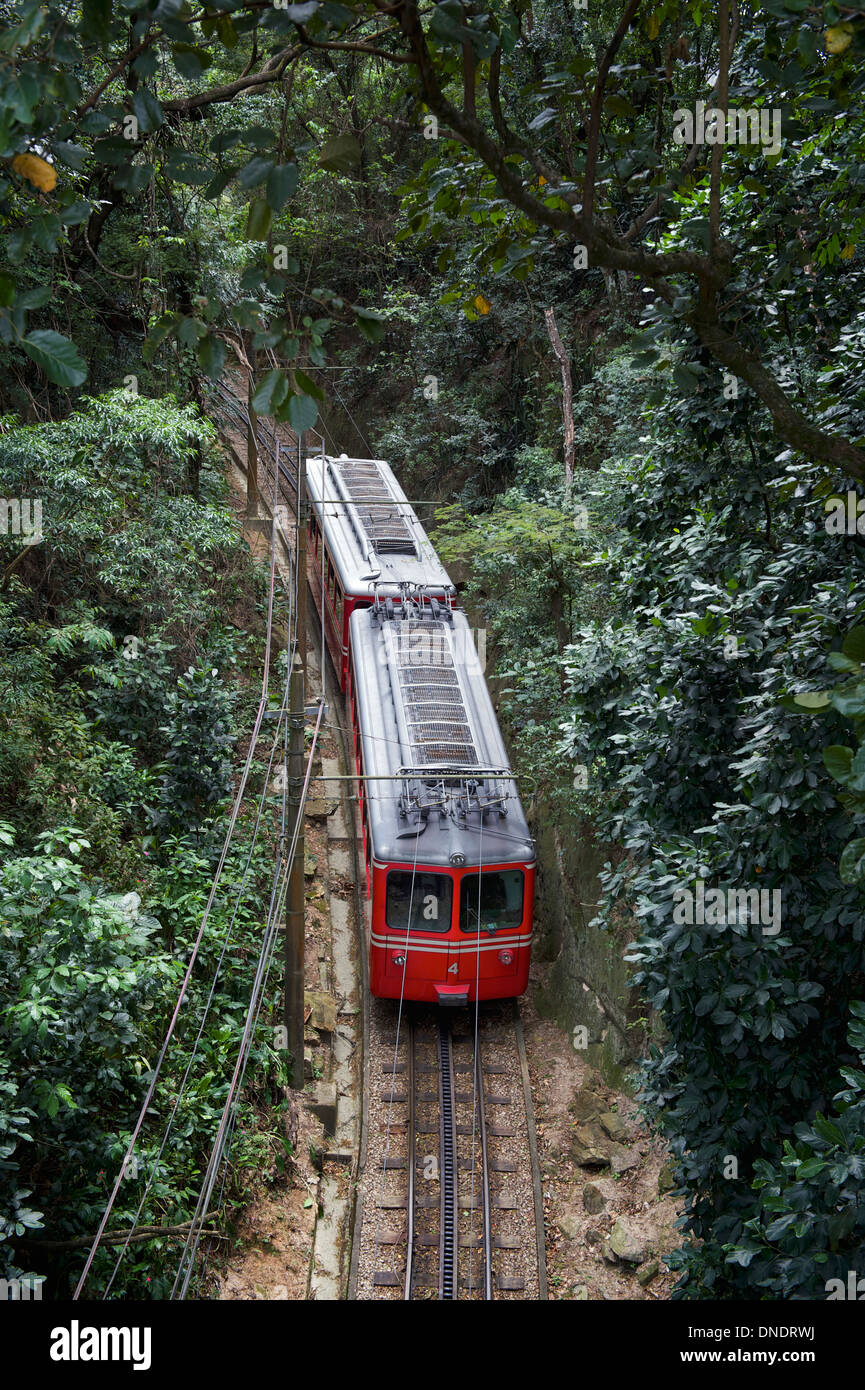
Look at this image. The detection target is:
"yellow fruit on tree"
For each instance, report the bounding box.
[825,23,853,56]
[12,153,57,192]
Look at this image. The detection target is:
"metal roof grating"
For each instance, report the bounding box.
[388,619,480,769]
[337,460,417,556]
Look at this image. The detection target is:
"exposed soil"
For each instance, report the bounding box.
[204,433,341,1301]
[522,957,682,1300]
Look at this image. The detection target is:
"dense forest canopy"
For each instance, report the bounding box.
[2,0,864,467]
[2,0,865,1302]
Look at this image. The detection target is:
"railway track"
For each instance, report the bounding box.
[211,377,302,504]
[357,1000,545,1301]
[208,374,545,1301]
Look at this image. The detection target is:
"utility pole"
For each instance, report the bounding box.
[296,430,307,674]
[284,431,307,1087]
[246,338,260,517]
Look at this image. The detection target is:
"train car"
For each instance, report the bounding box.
[305,452,454,690]
[348,592,536,1005]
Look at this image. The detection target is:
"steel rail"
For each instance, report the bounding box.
[403,1015,417,1301]
[211,380,298,502]
[475,1032,494,1300]
[438,1020,458,1300]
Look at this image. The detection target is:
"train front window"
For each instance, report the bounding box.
[459,870,524,933]
[386,871,452,934]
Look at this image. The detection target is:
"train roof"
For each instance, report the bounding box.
[350,600,535,870]
[305,452,453,598]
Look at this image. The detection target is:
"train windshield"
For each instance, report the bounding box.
[459,870,524,933]
[386,870,452,934]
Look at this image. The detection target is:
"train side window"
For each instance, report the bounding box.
[385,871,452,934]
[459,870,524,933]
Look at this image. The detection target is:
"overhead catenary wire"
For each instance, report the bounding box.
[73,452,285,1300]
[172,698,325,1298]
[101,657,294,1296]
[372,824,423,1298]
[172,429,318,1298]
[81,392,300,1298]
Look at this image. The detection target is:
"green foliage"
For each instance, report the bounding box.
[553,360,865,1298]
[788,626,865,886]
[0,393,287,1295]
[725,1003,865,1297]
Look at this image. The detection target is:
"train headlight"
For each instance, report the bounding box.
[450,852,466,866]
[498,949,514,966]
[392,953,406,966]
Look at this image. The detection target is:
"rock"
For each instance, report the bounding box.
[571,1122,610,1168]
[569,1084,606,1123]
[220,1270,246,1297]
[609,1145,641,1173]
[585,1228,603,1246]
[304,850,318,878]
[599,1111,629,1143]
[305,989,337,1032]
[658,1160,677,1196]
[558,1211,581,1241]
[573,1285,589,1300]
[582,1182,606,1215]
[604,1219,646,1265]
[306,799,337,822]
[637,1260,659,1287]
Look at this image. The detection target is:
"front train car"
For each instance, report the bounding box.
[305,452,453,690]
[348,593,536,1005]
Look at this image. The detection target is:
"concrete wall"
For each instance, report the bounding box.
[530,803,650,1089]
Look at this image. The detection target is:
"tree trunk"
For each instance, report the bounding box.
[544,307,575,494]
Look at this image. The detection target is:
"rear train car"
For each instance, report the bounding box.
[306,452,454,689]
[348,594,536,1005]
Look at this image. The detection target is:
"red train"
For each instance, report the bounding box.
[307,453,535,1005]
[306,452,453,690]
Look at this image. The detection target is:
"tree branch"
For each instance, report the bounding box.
[162,47,302,112]
[708,0,730,255]
[626,0,739,243]
[384,0,865,481]
[583,0,642,225]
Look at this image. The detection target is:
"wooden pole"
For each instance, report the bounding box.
[246,339,260,516]
[544,307,575,497]
[285,430,308,1088]
[284,651,305,1086]
[296,430,307,674]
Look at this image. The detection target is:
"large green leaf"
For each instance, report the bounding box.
[286,392,318,433]
[237,157,274,190]
[246,198,273,242]
[131,89,164,135]
[266,163,298,210]
[353,305,386,343]
[196,334,225,380]
[840,838,865,886]
[21,330,87,387]
[823,745,853,784]
[251,369,289,416]
[318,133,362,173]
